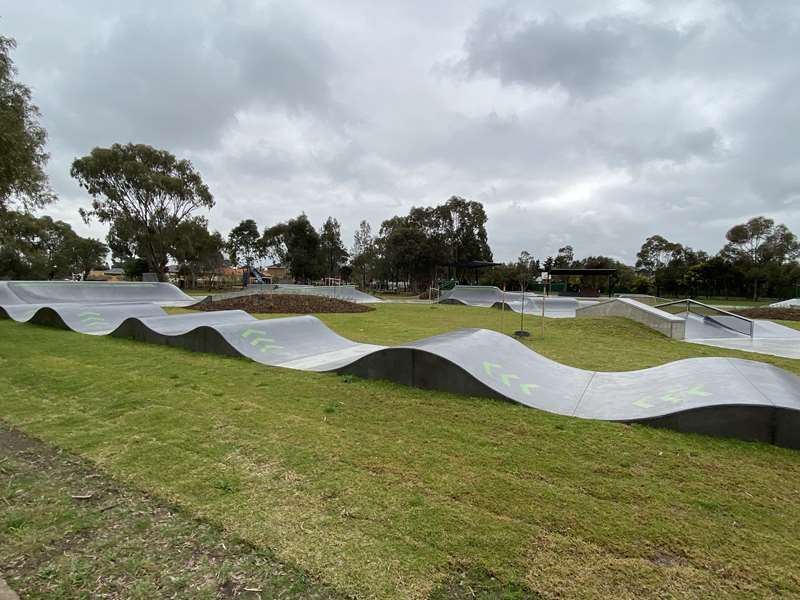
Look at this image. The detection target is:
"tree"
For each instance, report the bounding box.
[724,217,799,264]
[173,218,224,288]
[635,235,684,275]
[722,217,799,300]
[0,209,105,279]
[70,236,108,279]
[227,219,263,267]
[442,196,492,264]
[554,245,574,268]
[318,217,348,279]
[0,36,54,212]
[263,214,322,282]
[351,220,376,288]
[71,143,214,281]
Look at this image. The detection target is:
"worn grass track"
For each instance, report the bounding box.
[2,304,800,598]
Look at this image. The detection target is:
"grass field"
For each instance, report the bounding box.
[2,304,800,599]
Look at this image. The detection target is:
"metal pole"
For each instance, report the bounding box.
[501,284,505,331]
[541,281,545,337]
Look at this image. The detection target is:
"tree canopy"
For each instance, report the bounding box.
[227,219,263,267]
[0,209,107,279]
[0,35,54,212]
[71,143,214,281]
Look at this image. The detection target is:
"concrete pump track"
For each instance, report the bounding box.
[439,285,585,317]
[2,281,800,449]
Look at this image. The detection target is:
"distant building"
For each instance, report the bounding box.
[266,264,289,282]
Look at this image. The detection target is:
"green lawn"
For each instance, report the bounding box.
[2,305,800,599]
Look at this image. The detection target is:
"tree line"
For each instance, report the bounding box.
[2,35,798,299]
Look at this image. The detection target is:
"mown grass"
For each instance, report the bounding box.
[2,304,800,599]
[0,426,340,599]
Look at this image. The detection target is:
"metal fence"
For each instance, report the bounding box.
[654,298,754,337]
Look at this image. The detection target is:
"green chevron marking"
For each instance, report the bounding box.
[687,385,711,397]
[250,337,281,351]
[633,398,654,408]
[241,328,262,339]
[500,373,519,386]
[483,362,502,377]
[661,392,683,404]
[81,317,106,325]
[78,311,102,318]
[519,383,539,395]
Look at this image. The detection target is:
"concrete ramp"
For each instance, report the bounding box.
[1,302,167,334]
[655,299,800,359]
[3,294,800,448]
[576,298,686,339]
[440,285,579,318]
[0,281,202,307]
[770,298,800,308]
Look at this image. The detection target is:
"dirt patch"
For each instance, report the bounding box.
[194,293,373,314]
[733,307,800,321]
[0,423,343,599]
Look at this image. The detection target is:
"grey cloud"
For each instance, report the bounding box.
[2,0,799,264]
[457,8,700,97]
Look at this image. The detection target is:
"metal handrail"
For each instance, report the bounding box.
[654,298,754,337]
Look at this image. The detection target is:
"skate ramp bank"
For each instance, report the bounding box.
[770,298,800,308]
[0,281,201,307]
[209,284,381,304]
[4,300,800,448]
[0,302,166,334]
[440,285,579,317]
[654,299,800,359]
[576,298,686,339]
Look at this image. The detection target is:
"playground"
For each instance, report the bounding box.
[2,281,800,598]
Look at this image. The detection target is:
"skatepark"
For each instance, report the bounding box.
[2,280,800,448]
[3,277,800,599]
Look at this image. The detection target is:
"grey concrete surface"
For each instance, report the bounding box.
[576,298,686,339]
[680,312,800,359]
[4,288,800,447]
[0,280,202,307]
[770,298,800,308]
[439,285,580,318]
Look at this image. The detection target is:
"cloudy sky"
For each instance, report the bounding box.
[3,0,799,262]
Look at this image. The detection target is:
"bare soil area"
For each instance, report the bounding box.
[733,307,800,321]
[195,293,373,314]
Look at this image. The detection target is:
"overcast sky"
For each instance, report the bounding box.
[3,0,799,263]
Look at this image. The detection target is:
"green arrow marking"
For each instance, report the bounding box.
[520,383,539,395]
[660,392,683,404]
[81,317,106,325]
[241,328,262,339]
[500,373,519,386]
[250,337,282,352]
[483,362,502,377]
[633,398,654,408]
[687,385,711,397]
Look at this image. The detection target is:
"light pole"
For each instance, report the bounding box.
[514,270,530,338]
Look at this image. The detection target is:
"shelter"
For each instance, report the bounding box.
[548,268,617,297]
[446,260,502,284]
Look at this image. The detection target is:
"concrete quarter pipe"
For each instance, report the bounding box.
[2,282,800,448]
